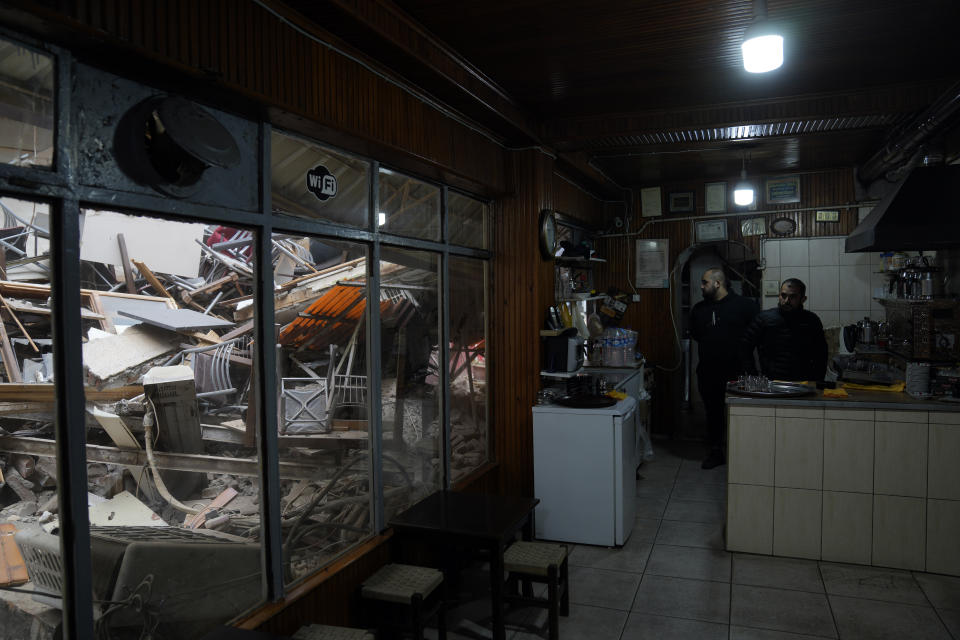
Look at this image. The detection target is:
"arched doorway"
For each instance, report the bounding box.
[672,240,761,443]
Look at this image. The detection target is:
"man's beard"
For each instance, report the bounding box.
[779,302,800,313]
[703,288,716,301]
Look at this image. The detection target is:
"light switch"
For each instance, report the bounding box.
[763,279,780,296]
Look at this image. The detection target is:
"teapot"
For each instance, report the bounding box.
[857,317,877,345]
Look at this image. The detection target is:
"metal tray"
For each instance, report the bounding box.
[552,394,618,408]
[726,382,816,398]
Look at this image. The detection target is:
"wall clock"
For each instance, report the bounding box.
[770,217,797,236]
[538,209,557,259]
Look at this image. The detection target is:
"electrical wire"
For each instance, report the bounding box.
[142,398,200,515]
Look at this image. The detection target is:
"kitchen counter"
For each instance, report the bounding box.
[726,388,960,412]
[724,393,960,575]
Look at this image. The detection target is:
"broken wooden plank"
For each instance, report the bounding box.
[131,259,176,302]
[117,233,138,294]
[219,319,254,342]
[0,294,37,352]
[0,315,21,383]
[0,523,29,587]
[0,384,142,402]
[184,486,238,529]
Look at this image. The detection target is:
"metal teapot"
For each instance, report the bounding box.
[857,317,877,345]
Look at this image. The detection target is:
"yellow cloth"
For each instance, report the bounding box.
[823,388,849,398]
[606,390,628,400]
[841,381,906,392]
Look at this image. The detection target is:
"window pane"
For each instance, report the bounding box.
[448,256,489,482]
[271,130,370,227]
[0,38,54,167]
[448,191,489,250]
[78,210,264,638]
[272,234,373,586]
[378,169,440,241]
[380,249,441,515]
[0,197,61,636]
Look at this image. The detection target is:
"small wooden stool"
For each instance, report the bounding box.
[292,624,375,640]
[360,563,446,640]
[503,541,569,640]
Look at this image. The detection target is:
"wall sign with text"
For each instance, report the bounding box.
[765,175,801,204]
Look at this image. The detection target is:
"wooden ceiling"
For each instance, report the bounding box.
[282,0,960,189]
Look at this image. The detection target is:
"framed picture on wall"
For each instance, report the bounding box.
[765,175,801,204]
[704,182,726,213]
[668,191,695,213]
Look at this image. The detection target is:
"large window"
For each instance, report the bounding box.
[379,248,442,518]
[271,130,370,228]
[80,210,265,638]
[0,33,492,639]
[272,234,373,586]
[0,37,53,168]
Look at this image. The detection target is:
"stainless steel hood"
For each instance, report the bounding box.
[845,165,960,253]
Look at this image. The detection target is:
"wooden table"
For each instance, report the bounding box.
[388,490,539,640]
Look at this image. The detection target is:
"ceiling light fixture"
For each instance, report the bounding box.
[742,0,783,73]
[733,156,755,206]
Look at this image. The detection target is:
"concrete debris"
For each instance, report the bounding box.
[0,221,490,633]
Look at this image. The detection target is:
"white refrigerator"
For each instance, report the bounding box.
[532,395,637,546]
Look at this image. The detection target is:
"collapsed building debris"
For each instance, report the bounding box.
[0,207,488,637]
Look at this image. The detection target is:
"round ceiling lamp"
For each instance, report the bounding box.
[742,0,783,73]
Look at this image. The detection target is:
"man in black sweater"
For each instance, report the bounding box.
[690,267,759,469]
[740,278,828,382]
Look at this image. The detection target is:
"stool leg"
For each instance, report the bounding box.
[411,593,424,640]
[521,574,534,598]
[560,558,570,616]
[437,594,447,640]
[547,565,559,640]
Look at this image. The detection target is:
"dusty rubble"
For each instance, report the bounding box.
[0,208,488,635]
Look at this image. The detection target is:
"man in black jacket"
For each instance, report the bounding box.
[740,278,828,382]
[690,267,759,469]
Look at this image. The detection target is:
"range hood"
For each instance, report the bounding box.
[845,165,960,252]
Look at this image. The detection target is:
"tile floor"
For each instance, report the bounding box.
[436,442,960,640]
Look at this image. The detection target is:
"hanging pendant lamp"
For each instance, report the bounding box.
[733,156,755,206]
[742,0,783,73]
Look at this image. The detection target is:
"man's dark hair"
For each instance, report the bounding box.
[705,267,729,289]
[781,277,806,297]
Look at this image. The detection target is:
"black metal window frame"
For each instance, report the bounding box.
[0,30,492,639]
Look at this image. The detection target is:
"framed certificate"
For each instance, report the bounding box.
[694,219,728,242]
[705,182,727,213]
[635,239,669,288]
[640,186,662,217]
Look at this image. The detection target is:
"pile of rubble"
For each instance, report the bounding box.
[0,206,486,592]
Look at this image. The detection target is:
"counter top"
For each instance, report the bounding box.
[726,388,960,412]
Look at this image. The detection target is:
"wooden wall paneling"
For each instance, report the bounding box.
[489,150,554,497]
[248,536,392,635]
[39,0,507,193]
[552,173,605,226]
